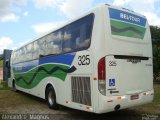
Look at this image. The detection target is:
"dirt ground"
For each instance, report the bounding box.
[0,89,159,120]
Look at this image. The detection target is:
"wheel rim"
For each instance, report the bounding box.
[48,90,54,106]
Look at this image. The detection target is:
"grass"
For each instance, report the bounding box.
[156,76,160,81]
[131,84,160,115]
[153,84,160,104]
[0,60,3,67]
[0,82,159,119]
[0,81,10,90]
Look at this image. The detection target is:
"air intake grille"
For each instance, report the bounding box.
[71,76,91,106]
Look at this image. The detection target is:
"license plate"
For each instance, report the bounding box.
[131,94,139,100]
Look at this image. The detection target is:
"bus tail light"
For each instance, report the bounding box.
[98,57,106,95]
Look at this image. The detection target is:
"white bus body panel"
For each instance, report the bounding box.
[8,4,153,114]
[94,5,153,113]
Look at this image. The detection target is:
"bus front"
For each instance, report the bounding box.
[96,6,154,113]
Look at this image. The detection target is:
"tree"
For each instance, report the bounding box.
[150,26,160,80]
[153,45,160,80]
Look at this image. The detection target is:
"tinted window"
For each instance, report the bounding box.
[25,43,33,61]
[38,37,46,56]
[45,30,63,55]
[12,14,94,64]
[63,14,94,53]
[32,41,39,59]
[12,42,34,64]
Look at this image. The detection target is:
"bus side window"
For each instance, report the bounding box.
[63,31,72,53]
[62,14,93,53]
[32,41,39,59]
[14,51,18,64]
[45,29,63,55]
[77,23,90,49]
[38,37,46,56]
[63,22,80,52]
[25,43,33,61]
[18,48,23,63]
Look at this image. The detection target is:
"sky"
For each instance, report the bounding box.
[0,0,160,53]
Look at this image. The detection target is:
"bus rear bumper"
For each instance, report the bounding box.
[96,89,154,114]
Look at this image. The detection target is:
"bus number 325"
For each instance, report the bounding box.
[78,55,90,65]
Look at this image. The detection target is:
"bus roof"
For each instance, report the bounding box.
[13,4,147,52]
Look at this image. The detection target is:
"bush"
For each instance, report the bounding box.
[0,81,10,90]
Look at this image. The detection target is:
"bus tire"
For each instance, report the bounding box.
[12,80,17,92]
[46,86,59,110]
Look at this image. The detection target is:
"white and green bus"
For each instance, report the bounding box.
[8,4,154,113]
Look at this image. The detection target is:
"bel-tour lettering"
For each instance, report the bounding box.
[120,13,140,23]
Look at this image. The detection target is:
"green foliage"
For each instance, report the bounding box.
[150,26,160,81]
[0,60,3,67]
[153,85,160,103]
[150,26,160,42]
[0,81,10,90]
[153,46,160,80]
[132,84,160,114]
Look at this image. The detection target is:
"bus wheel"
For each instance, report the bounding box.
[46,86,59,110]
[12,80,17,92]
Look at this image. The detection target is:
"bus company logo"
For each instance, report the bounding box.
[127,59,141,64]
[109,8,146,26]
[120,13,140,23]
[109,8,147,39]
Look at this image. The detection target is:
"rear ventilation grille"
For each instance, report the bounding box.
[71,76,91,106]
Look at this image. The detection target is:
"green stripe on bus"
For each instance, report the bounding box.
[14,64,69,89]
[110,19,146,39]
